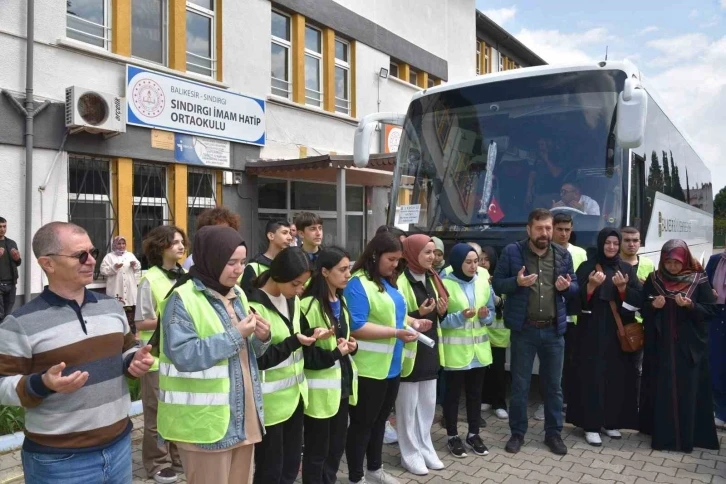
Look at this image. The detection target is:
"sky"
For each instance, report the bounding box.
[475,0,726,196]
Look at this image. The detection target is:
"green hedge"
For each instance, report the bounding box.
[0,406,24,435]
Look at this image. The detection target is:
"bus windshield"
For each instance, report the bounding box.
[395,69,628,234]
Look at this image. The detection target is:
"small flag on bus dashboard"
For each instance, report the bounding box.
[488,197,505,223]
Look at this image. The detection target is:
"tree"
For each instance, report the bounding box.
[662,150,671,197]
[647,150,664,192]
[670,153,686,202]
[715,185,726,218]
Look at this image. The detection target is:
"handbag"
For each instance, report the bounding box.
[595,264,644,353]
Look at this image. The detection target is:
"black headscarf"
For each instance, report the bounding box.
[189,226,246,295]
[595,228,621,301]
[449,243,477,282]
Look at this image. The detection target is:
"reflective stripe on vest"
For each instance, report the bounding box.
[159,389,228,406]
[488,315,510,348]
[157,280,237,444]
[300,296,359,418]
[138,266,177,371]
[348,272,404,380]
[441,275,493,369]
[251,297,308,426]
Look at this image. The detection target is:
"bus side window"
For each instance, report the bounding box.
[630,152,646,233]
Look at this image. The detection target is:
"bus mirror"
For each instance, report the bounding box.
[353,112,406,167]
[616,78,647,149]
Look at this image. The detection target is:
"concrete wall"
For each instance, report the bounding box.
[0,145,68,297]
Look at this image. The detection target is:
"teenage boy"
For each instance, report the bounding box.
[542,212,588,420]
[295,212,324,263]
[239,220,292,290]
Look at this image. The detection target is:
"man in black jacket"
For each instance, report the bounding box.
[0,217,22,321]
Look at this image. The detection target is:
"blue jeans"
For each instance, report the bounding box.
[509,324,564,438]
[22,432,132,484]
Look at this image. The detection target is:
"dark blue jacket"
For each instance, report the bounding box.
[492,240,578,334]
[705,253,725,322]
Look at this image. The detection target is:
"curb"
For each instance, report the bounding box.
[0,401,143,454]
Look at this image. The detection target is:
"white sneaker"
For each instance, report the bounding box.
[534,404,545,420]
[715,417,726,429]
[401,457,428,476]
[480,403,492,411]
[585,432,602,446]
[601,428,622,439]
[422,451,445,470]
[495,408,509,420]
[367,468,401,484]
[349,478,367,484]
[383,421,398,444]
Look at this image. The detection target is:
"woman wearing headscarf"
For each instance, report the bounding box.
[395,234,448,475]
[431,236,446,273]
[440,243,495,458]
[639,240,720,452]
[705,252,726,430]
[567,229,641,446]
[100,236,141,330]
[157,226,272,484]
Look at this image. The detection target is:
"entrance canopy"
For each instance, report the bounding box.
[245,153,397,186]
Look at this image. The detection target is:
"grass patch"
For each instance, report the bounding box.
[0,406,24,435]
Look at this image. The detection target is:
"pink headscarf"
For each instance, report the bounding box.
[402,234,448,298]
[112,236,127,256]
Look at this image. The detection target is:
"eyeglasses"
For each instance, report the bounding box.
[46,248,100,264]
[560,188,577,194]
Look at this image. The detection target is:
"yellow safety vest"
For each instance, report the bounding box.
[157,281,239,444]
[237,261,270,285]
[138,266,177,372]
[348,271,411,380]
[440,274,493,369]
[250,296,308,426]
[566,245,588,325]
[300,297,358,418]
[396,271,443,368]
[635,256,655,323]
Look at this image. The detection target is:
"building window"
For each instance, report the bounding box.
[271,10,292,98]
[186,0,215,77]
[132,162,174,268]
[409,69,418,86]
[187,168,218,251]
[132,0,168,65]
[304,25,323,107]
[498,52,504,71]
[484,44,490,73]
[334,38,350,115]
[389,62,399,79]
[476,41,481,75]
[66,0,111,49]
[68,156,117,279]
[427,77,435,88]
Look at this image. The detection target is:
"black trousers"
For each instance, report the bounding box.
[302,398,349,484]
[346,376,400,483]
[443,367,486,436]
[253,398,304,484]
[0,283,16,321]
[481,347,508,410]
[562,322,577,405]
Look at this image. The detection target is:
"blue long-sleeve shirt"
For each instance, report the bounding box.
[440,273,496,370]
[344,276,406,379]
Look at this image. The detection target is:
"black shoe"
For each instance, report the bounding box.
[480,418,487,428]
[505,434,523,454]
[465,434,489,456]
[544,434,568,455]
[447,436,467,458]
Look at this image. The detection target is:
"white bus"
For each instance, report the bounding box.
[354,61,713,265]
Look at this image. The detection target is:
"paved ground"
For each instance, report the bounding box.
[1,400,724,484]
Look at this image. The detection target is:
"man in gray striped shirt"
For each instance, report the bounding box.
[0,222,154,484]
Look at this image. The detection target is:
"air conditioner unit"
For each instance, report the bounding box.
[65,86,126,135]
